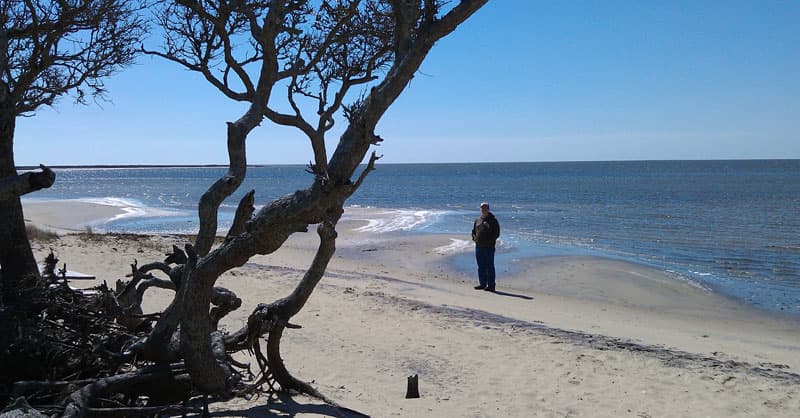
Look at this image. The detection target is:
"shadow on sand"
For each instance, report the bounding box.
[210,392,370,417]
[489,289,534,300]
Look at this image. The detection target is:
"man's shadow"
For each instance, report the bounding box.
[210,392,370,417]
[488,289,533,300]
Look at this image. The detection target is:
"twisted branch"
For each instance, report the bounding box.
[0,164,54,200]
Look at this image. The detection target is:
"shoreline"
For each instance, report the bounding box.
[22,199,128,233]
[17,160,800,319]
[22,198,188,233]
[360,228,800,323]
[21,198,800,322]
[17,164,268,170]
[326,230,800,364]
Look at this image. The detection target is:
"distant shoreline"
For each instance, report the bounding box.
[16,164,267,170]
[16,158,800,170]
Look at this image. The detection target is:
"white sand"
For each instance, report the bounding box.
[23,199,126,232]
[22,204,800,417]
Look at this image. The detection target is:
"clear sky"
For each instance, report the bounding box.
[14,0,800,165]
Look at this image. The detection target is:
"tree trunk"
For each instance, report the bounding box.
[0,106,40,304]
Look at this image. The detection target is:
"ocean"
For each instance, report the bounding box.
[22,160,800,316]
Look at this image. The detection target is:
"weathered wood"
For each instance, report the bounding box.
[132,259,190,363]
[0,100,41,301]
[209,286,242,328]
[225,189,255,241]
[0,2,484,414]
[223,215,340,352]
[352,152,382,192]
[154,4,295,389]
[61,364,184,418]
[164,245,187,265]
[5,2,490,406]
[85,405,201,417]
[193,117,251,257]
[0,397,46,418]
[168,0,488,398]
[405,374,420,399]
[266,325,330,401]
[182,0,295,259]
[273,217,340,319]
[0,165,55,200]
[179,245,232,394]
[11,379,95,397]
[182,0,490,289]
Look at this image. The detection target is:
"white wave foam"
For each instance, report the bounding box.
[74,197,186,223]
[345,208,446,233]
[666,269,711,291]
[434,239,473,255]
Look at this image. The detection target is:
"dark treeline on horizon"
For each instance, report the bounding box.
[16,164,265,170]
[16,158,800,170]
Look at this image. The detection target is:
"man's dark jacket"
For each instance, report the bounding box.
[472,212,500,248]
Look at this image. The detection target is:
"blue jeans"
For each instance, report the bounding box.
[475,246,496,288]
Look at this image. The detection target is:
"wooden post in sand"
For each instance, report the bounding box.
[405,374,420,399]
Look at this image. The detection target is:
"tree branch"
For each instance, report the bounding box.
[263,107,316,140]
[426,0,488,40]
[351,151,381,192]
[61,364,186,418]
[6,0,145,115]
[143,0,489,401]
[209,285,242,328]
[175,0,257,96]
[224,210,341,353]
[141,48,251,102]
[225,189,255,241]
[193,106,258,257]
[0,164,55,200]
[275,0,363,80]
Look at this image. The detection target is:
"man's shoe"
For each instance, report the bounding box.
[474,285,486,290]
[483,286,495,292]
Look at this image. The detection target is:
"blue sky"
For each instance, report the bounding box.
[14,0,800,165]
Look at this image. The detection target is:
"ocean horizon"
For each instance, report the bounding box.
[17,157,800,169]
[21,160,800,316]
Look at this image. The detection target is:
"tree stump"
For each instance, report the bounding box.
[405,374,420,399]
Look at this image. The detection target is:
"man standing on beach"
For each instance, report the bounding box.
[472,202,500,292]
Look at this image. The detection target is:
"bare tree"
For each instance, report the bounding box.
[129,0,488,397]
[0,0,146,303]
[0,0,487,415]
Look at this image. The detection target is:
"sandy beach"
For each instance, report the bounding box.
[23,199,127,233]
[22,201,800,417]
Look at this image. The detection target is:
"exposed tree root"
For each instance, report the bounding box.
[1,240,348,416]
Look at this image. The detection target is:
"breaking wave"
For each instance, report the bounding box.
[345,207,447,233]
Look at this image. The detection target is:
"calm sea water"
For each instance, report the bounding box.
[23,160,800,315]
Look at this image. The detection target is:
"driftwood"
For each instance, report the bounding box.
[405,375,420,399]
[0,397,47,418]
